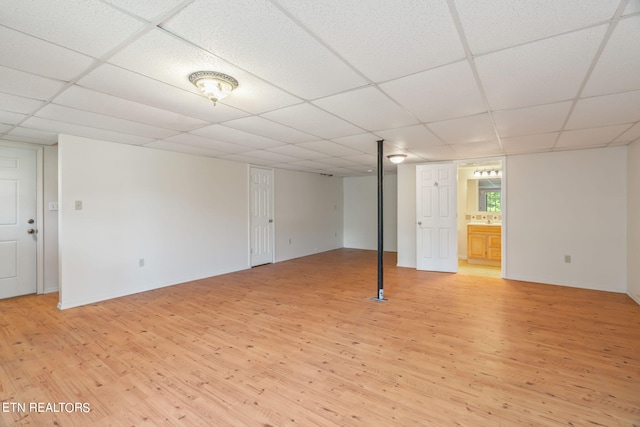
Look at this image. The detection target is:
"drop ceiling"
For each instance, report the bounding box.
[1,0,639,176]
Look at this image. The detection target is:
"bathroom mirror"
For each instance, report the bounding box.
[467,178,501,212]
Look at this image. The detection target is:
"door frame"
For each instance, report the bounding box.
[454,156,507,279]
[0,141,44,295]
[248,165,275,267]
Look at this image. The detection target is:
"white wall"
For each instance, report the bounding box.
[43,145,59,293]
[58,135,250,309]
[274,169,343,262]
[397,147,628,293]
[397,164,416,267]
[505,147,627,292]
[343,174,398,252]
[628,140,640,304]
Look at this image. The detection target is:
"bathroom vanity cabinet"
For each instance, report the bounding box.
[467,224,501,266]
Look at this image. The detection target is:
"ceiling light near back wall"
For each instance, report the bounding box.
[387,154,407,164]
[189,71,238,106]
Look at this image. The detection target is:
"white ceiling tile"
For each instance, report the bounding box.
[450,140,504,158]
[614,123,640,142]
[223,116,318,144]
[501,133,559,154]
[0,111,27,125]
[476,26,606,110]
[108,29,300,114]
[21,116,154,145]
[374,125,443,149]
[77,64,249,122]
[380,61,486,122]
[162,0,367,99]
[341,154,378,166]
[313,86,418,131]
[54,86,209,132]
[0,66,66,101]
[265,145,329,160]
[261,103,362,139]
[1,0,146,57]
[36,104,179,139]
[405,144,459,161]
[330,133,380,154]
[219,153,276,166]
[162,133,252,154]
[295,140,361,157]
[0,124,12,134]
[7,126,59,144]
[274,0,465,82]
[287,159,335,170]
[583,16,640,97]
[235,150,299,164]
[316,157,365,168]
[493,101,572,137]
[0,134,56,145]
[0,94,44,115]
[624,0,640,15]
[455,0,619,54]
[555,124,632,149]
[566,90,640,129]
[428,113,497,144]
[144,140,224,158]
[192,125,285,150]
[0,27,95,81]
[102,0,185,21]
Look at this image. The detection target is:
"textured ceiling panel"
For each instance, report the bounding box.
[107,29,300,114]
[0,0,145,57]
[493,101,573,137]
[566,90,640,130]
[162,0,367,99]
[0,27,95,81]
[380,61,486,123]
[101,0,185,21]
[313,86,418,131]
[274,0,465,82]
[556,124,632,148]
[455,0,619,54]
[1,0,638,176]
[428,113,497,144]
[582,16,640,97]
[476,26,606,110]
[262,104,363,139]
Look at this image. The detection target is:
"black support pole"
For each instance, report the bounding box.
[373,139,387,302]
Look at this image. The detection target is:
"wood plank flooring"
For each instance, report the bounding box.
[1,249,639,426]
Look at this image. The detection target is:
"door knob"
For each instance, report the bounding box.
[418,221,422,225]
[27,229,38,234]
[269,219,273,223]
[28,219,35,224]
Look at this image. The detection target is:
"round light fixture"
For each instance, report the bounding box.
[387,154,407,164]
[189,71,238,106]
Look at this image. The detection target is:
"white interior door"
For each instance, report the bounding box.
[250,167,274,267]
[416,163,458,272]
[0,147,37,299]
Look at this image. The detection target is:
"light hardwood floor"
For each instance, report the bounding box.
[1,249,639,426]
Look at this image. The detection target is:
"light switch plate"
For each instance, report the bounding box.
[48,202,59,211]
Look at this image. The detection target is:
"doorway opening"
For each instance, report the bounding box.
[456,160,504,278]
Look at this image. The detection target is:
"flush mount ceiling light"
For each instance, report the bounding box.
[387,154,407,164]
[189,71,238,106]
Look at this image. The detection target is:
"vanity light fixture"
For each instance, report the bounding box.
[474,168,502,177]
[189,71,238,106]
[387,154,407,164]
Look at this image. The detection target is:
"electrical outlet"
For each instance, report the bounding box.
[139,258,145,267]
[74,200,83,210]
[564,255,571,264]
